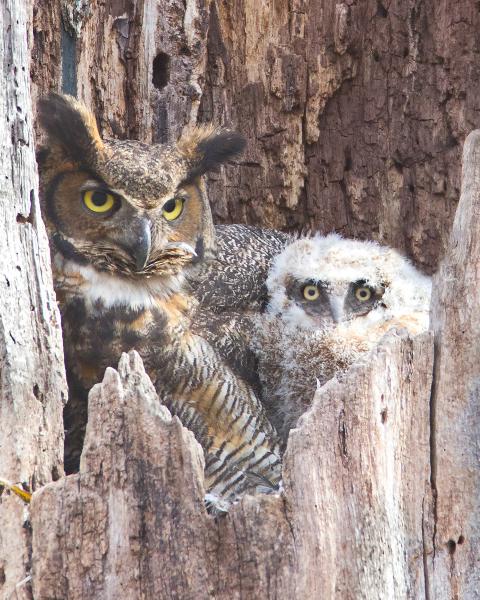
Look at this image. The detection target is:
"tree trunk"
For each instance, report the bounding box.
[1,0,480,598]
[429,130,480,598]
[32,0,480,273]
[0,1,66,598]
[31,334,433,599]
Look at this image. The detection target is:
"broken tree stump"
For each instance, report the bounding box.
[30,333,433,599]
[0,1,66,598]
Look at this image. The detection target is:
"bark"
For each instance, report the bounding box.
[0,1,66,598]
[199,0,480,274]
[429,129,480,598]
[2,0,478,597]
[32,0,210,143]
[30,351,297,600]
[32,0,480,273]
[31,334,433,599]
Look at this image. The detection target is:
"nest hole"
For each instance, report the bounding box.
[152,52,171,90]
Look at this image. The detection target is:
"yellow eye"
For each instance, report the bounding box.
[82,190,116,214]
[162,197,184,221]
[303,284,320,301]
[355,286,372,302]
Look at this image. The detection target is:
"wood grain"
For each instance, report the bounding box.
[31,336,433,599]
[0,1,66,597]
[430,129,480,598]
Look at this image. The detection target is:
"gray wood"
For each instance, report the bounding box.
[0,1,66,597]
[430,129,480,598]
[31,334,433,599]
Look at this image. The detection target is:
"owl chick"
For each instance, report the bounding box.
[38,93,282,509]
[255,234,431,443]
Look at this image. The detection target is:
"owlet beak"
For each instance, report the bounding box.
[329,296,345,323]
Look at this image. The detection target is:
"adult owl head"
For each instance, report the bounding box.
[37,93,245,283]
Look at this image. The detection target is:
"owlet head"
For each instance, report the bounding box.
[37,93,245,279]
[266,234,431,329]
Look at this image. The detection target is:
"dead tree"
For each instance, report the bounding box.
[0,1,66,598]
[1,1,480,598]
[27,133,480,597]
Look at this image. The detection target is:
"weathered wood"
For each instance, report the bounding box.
[31,333,433,599]
[0,1,66,598]
[30,352,296,600]
[429,129,480,598]
[32,0,210,144]
[31,1,480,274]
[282,332,434,599]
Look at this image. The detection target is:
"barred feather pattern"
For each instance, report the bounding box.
[151,327,282,504]
[37,95,283,509]
[189,224,291,390]
[55,258,282,509]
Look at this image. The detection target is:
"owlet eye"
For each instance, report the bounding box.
[355,286,372,302]
[82,190,116,214]
[162,197,184,221]
[303,284,320,301]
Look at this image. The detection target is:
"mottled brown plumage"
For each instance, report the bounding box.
[38,93,282,508]
[189,224,290,391]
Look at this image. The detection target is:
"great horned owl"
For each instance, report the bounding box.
[38,93,282,508]
[255,234,431,443]
[189,224,291,392]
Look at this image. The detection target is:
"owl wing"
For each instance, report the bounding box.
[188,224,290,387]
[190,224,291,310]
[154,330,282,506]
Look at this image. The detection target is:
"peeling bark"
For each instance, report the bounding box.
[199,0,480,274]
[32,0,210,144]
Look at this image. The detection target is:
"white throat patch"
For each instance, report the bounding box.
[55,255,184,311]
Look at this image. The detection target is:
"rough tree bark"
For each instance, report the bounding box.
[31,0,480,273]
[0,1,66,598]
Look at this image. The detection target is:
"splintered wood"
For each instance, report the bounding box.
[31,335,433,600]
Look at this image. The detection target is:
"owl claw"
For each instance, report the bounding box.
[204,492,231,516]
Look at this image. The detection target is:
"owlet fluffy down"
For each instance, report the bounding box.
[254,233,432,444]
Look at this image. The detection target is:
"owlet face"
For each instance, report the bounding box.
[266,234,426,330]
[38,94,245,281]
[281,276,385,327]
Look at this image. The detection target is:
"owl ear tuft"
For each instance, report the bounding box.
[179,125,246,180]
[38,93,105,164]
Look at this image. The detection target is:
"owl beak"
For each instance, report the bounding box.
[329,296,344,323]
[131,219,152,272]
